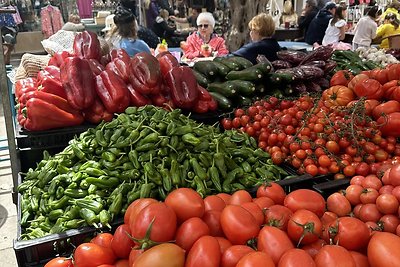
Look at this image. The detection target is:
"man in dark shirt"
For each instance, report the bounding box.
[170,7,201,28]
[305,2,336,45]
[298,0,319,40]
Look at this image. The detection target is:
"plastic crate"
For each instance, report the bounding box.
[15,124,94,149]
[18,146,65,173]
[313,178,351,198]
[14,174,123,267]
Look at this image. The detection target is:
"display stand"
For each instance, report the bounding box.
[0,9,20,203]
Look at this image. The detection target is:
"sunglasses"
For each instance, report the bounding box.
[198,24,209,29]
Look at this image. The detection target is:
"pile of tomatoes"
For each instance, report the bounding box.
[45,179,400,267]
[221,94,400,177]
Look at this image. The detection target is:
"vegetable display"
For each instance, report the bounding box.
[17,105,288,240]
[356,47,399,67]
[331,50,381,74]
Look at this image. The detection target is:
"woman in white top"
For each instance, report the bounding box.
[352,6,381,50]
[322,5,347,46]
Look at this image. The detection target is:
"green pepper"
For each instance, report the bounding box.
[64,219,86,229]
[75,198,104,214]
[109,192,123,218]
[39,196,49,214]
[102,151,116,162]
[48,209,64,221]
[38,169,58,188]
[158,147,168,157]
[138,151,157,162]
[160,168,172,192]
[72,172,86,183]
[208,166,222,192]
[254,148,270,159]
[71,143,85,160]
[86,176,120,189]
[223,168,244,193]
[137,132,159,147]
[83,167,105,177]
[24,169,40,180]
[166,121,176,135]
[56,186,65,199]
[48,179,60,195]
[194,176,207,197]
[128,150,140,169]
[110,128,125,143]
[143,163,162,185]
[140,183,154,198]
[56,164,70,175]
[160,137,169,147]
[79,208,99,227]
[158,187,167,200]
[125,106,137,115]
[136,143,156,152]
[198,153,210,168]
[224,156,239,171]
[119,169,140,181]
[170,159,181,185]
[99,210,112,229]
[241,162,252,173]
[169,135,179,148]
[95,130,108,147]
[120,162,134,171]
[173,125,192,135]
[64,205,81,220]
[182,133,201,146]
[50,195,70,210]
[128,190,141,203]
[64,188,88,198]
[190,158,208,180]
[214,152,227,178]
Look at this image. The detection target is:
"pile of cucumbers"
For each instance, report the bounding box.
[192,56,293,110]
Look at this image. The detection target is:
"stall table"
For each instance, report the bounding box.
[274,28,303,41]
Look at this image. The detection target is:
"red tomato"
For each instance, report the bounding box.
[360,188,379,204]
[185,236,221,267]
[368,232,400,267]
[241,202,264,226]
[264,205,293,231]
[132,202,177,242]
[329,217,370,251]
[257,226,295,265]
[220,205,259,245]
[378,112,400,137]
[353,78,383,100]
[314,245,356,267]
[229,190,253,205]
[376,193,399,214]
[345,184,363,206]
[127,198,158,231]
[326,192,352,217]
[91,233,114,250]
[284,189,326,217]
[380,184,394,194]
[362,175,382,191]
[115,259,128,267]
[349,251,370,267]
[301,239,327,259]
[330,70,354,87]
[204,195,226,212]
[128,248,144,267]
[217,193,232,205]
[256,182,286,205]
[215,237,232,255]
[111,224,135,259]
[74,243,116,267]
[278,248,316,267]
[359,204,382,223]
[44,257,74,267]
[372,100,400,120]
[287,209,322,246]
[202,210,224,237]
[132,243,185,267]
[236,251,275,267]
[389,164,400,186]
[380,214,400,233]
[320,211,338,226]
[221,245,254,267]
[175,217,210,251]
[165,188,205,222]
[253,197,275,210]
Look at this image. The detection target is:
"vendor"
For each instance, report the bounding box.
[280,0,298,27]
[106,6,151,57]
[183,12,229,59]
[233,13,281,64]
[375,12,400,49]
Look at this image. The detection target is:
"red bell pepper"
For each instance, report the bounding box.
[106,58,130,83]
[23,98,84,131]
[126,84,152,107]
[157,51,179,78]
[95,69,131,113]
[129,52,162,95]
[73,31,101,61]
[15,78,37,100]
[197,85,212,101]
[164,66,199,110]
[208,98,218,111]
[88,59,105,75]
[37,66,61,84]
[48,51,71,68]
[193,100,209,113]
[151,93,167,107]
[100,54,111,66]
[60,57,96,110]
[37,75,67,99]
[82,97,113,124]
[109,48,130,63]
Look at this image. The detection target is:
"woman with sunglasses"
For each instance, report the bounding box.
[183,12,229,59]
[232,13,281,64]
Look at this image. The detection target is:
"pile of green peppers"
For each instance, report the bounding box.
[18,105,289,240]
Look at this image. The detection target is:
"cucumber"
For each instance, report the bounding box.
[250,62,273,75]
[266,72,294,85]
[226,68,264,82]
[255,83,266,95]
[236,95,252,107]
[207,82,237,97]
[193,61,219,80]
[225,80,256,96]
[192,69,210,88]
[214,57,241,71]
[212,61,230,77]
[269,88,284,98]
[228,56,253,69]
[209,91,232,111]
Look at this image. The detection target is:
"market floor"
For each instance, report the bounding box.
[0,104,18,266]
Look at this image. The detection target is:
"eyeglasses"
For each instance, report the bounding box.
[198,24,209,29]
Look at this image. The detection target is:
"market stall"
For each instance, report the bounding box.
[6,8,400,264]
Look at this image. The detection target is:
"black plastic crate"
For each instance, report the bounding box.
[313,178,351,198]
[15,124,94,149]
[18,146,66,173]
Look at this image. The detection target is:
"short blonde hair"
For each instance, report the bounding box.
[196,12,215,28]
[248,13,275,38]
[68,14,81,24]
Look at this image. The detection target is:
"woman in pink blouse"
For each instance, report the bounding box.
[183,12,229,59]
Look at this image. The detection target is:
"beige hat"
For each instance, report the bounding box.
[102,14,116,32]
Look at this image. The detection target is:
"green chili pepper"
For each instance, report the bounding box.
[48,209,64,221]
[143,162,162,185]
[169,135,179,148]
[158,187,167,200]
[241,162,252,173]
[224,156,239,171]
[99,210,112,229]
[128,150,140,169]
[137,132,159,147]
[55,186,64,199]
[64,205,81,220]
[125,106,137,115]
[170,160,181,185]
[56,164,70,175]
[208,166,222,192]
[75,198,104,214]
[182,133,201,146]
[64,219,86,229]
[138,151,156,162]
[194,176,207,197]
[214,152,227,178]
[136,143,156,152]
[95,130,108,147]
[190,158,208,180]
[160,168,172,192]
[20,211,32,227]
[223,168,244,193]
[86,176,120,189]
[38,169,58,188]
[71,144,85,160]
[64,188,88,198]
[198,153,210,168]
[166,122,176,136]
[173,125,192,135]
[109,192,123,218]
[79,208,99,227]
[128,190,141,203]
[83,167,105,177]
[50,195,70,210]
[119,169,140,180]
[102,151,116,162]
[140,183,154,198]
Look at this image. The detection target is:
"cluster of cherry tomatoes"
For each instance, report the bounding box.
[221,95,400,177]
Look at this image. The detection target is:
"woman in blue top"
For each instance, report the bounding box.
[111,6,151,57]
[233,13,281,64]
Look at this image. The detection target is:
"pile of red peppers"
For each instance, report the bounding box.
[16,31,217,131]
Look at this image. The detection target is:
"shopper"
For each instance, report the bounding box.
[305,2,337,45]
[298,0,320,41]
[322,5,347,46]
[380,1,400,22]
[170,7,202,28]
[107,6,151,57]
[352,6,380,50]
[233,13,281,64]
[61,14,85,32]
[375,12,400,49]
[183,12,229,59]
[280,0,298,27]
[144,0,160,28]
[153,9,184,47]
